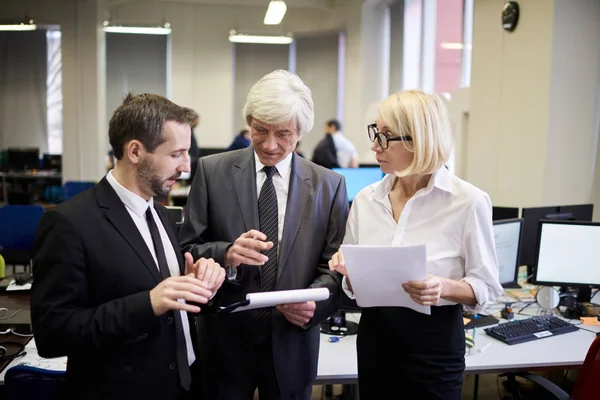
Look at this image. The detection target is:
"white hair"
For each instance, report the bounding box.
[243,70,314,137]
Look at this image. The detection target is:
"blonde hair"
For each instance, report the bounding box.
[378,90,453,177]
[244,70,314,137]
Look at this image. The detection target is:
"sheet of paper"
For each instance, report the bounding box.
[580,317,600,326]
[6,279,32,291]
[232,287,330,313]
[341,244,430,315]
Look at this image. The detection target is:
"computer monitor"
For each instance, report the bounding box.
[520,204,594,271]
[332,167,384,202]
[493,218,523,288]
[534,220,600,303]
[7,147,40,171]
[42,154,62,171]
[492,206,519,221]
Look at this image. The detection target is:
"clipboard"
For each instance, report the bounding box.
[218,287,330,313]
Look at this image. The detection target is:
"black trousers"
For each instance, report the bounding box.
[357,305,465,400]
[204,338,312,400]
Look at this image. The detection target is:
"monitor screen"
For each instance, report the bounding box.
[520,204,593,267]
[493,219,523,286]
[332,167,384,202]
[535,220,600,288]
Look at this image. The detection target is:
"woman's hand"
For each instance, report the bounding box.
[328,249,353,291]
[403,274,444,306]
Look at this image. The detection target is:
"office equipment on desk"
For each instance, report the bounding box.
[331,167,384,203]
[520,204,593,276]
[484,315,578,345]
[341,244,430,314]
[219,288,330,313]
[0,310,32,335]
[493,218,524,289]
[534,220,600,319]
[463,312,499,329]
[492,206,519,221]
[41,154,61,172]
[6,148,40,171]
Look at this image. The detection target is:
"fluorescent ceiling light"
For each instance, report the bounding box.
[440,41,472,50]
[0,23,36,31]
[103,25,171,35]
[264,0,287,25]
[229,34,293,44]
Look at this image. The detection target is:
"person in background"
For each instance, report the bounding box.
[180,70,348,400]
[227,128,251,150]
[328,90,503,400]
[312,119,358,169]
[31,93,226,400]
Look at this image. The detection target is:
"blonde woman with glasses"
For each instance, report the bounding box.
[329,90,503,400]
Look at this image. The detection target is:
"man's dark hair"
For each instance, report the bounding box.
[109,93,199,160]
[326,119,341,131]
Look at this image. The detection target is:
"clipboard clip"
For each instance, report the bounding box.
[218,299,251,314]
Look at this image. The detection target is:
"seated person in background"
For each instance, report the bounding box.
[31,93,225,400]
[227,128,251,150]
[329,90,503,400]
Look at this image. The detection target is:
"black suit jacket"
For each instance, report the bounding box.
[179,147,349,395]
[31,178,193,400]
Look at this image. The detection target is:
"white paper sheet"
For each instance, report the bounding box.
[232,287,330,313]
[341,244,431,315]
[6,279,32,291]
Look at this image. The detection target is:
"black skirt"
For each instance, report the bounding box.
[357,304,465,399]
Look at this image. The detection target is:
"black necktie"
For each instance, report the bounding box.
[255,166,279,344]
[145,207,192,391]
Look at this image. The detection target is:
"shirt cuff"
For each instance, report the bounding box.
[342,276,356,300]
[461,276,489,314]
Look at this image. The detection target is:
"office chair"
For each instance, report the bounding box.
[62,181,95,201]
[0,205,45,272]
[5,365,66,400]
[501,336,600,399]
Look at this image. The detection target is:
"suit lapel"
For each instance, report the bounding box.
[156,205,185,275]
[278,154,311,278]
[95,178,162,284]
[233,147,259,231]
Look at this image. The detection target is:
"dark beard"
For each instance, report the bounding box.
[137,158,170,196]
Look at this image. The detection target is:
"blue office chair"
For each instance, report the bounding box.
[5,365,66,400]
[62,181,95,201]
[0,205,45,271]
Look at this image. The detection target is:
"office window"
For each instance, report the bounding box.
[47,30,63,155]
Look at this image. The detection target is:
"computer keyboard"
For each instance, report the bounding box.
[484,315,579,345]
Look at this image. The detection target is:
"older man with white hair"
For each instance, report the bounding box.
[179,70,349,399]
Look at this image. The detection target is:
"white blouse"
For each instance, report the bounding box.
[342,166,503,313]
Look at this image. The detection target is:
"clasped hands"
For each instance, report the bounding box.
[328,249,446,306]
[224,229,316,327]
[150,253,225,316]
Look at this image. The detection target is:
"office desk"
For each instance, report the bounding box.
[315,312,600,384]
[0,292,33,383]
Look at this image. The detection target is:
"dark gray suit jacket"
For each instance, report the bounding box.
[179,147,348,394]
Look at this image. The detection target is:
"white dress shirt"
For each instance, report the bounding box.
[342,166,503,313]
[331,132,358,168]
[254,151,293,245]
[107,171,195,366]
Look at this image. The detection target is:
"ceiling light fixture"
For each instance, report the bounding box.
[102,21,171,35]
[0,19,36,31]
[229,32,293,45]
[264,0,287,25]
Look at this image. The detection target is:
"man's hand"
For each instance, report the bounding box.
[328,249,353,291]
[276,301,316,327]
[184,253,225,293]
[402,274,444,306]
[149,276,213,316]
[224,229,273,267]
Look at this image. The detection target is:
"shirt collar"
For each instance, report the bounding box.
[254,150,293,180]
[106,170,153,217]
[371,166,454,203]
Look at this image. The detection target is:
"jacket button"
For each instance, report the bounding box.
[166,316,174,325]
[168,361,176,371]
[253,277,259,285]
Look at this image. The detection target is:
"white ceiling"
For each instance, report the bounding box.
[107,0,336,10]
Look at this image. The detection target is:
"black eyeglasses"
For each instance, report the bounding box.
[367,123,412,150]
